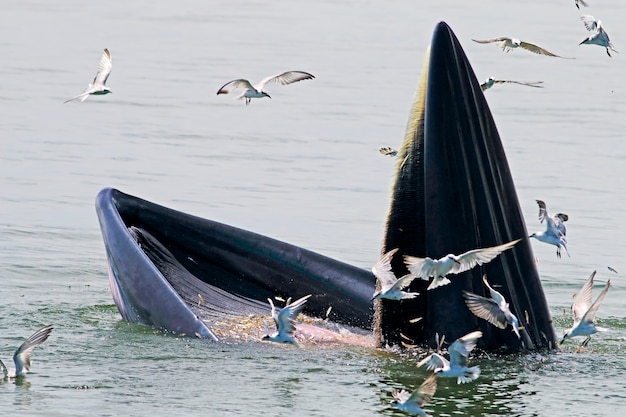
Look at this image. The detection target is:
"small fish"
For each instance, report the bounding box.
[0,325,53,379]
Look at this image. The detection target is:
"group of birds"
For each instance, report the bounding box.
[473,7,616,59]
[257,194,612,415]
[63,47,314,105]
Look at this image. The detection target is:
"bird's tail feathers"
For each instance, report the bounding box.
[458,366,481,384]
[427,277,450,290]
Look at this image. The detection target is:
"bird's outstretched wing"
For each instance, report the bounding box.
[576,0,589,10]
[581,279,610,324]
[92,48,113,88]
[464,291,508,329]
[451,239,521,274]
[417,352,448,371]
[216,79,255,95]
[519,41,573,58]
[536,200,548,223]
[580,15,599,32]
[274,294,311,336]
[494,80,544,88]
[256,71,315,90]
[571,271,595,323]
[0,359,7,378]
[13,324,53,376]
[403,256,439,280]
[448,331,482,368]
[406,374,437,407]
[372,248,400,288]
[472,37,508,44]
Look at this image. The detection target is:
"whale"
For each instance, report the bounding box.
[95,21,556,351]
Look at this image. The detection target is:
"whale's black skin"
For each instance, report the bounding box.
[96,188,375,340]
[95,21,557,351]
[376,22,557,350]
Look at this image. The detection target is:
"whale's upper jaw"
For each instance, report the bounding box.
[377,21,556,350]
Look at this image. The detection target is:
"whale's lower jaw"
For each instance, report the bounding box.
[96,187,376,341]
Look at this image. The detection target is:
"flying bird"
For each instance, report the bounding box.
[472,37,573,59]
[391,374,438,416]
[579,15,618,57]
[216,71,315,105]
[379,147,398,157]
[529,199,569,258]
[561,271,610,346]
[481,77,544,91]
[403,239,521,290]
[0,324,53,379]
[64,48,113,103]
[463,275,521,339]
[371,248,418,301]
[262,294,311,344]
[417,331,482,384]
[575,0,589,9]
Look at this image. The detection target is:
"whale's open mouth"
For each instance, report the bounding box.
[96,21,556,351]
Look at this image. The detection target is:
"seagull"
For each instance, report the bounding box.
[579,15,618,57]
[379,147,398,157]
[262,294,311,344]
[529,200,569,258]
[371,248,419,301]
[417,331,482,384]
[481,77,544,91]
[463,275,521,339]
[403,239,521,290]
[391,374,438,416]
[472,37,574,59]
[561,271,610,346]
[216,71,315,105]
[0,324,53,379]
[64,48,113,103]
[575,0,589,9]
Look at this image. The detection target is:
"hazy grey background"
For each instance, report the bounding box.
[1,0,625,415]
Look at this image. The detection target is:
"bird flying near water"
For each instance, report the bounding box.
[472,37,573,59]
[417,330,482,384]
[262,294,311,344]
[371,248,418,301]
[0,324,53,379]
[391,374,438,416]
[529,199,569,258]
[561,271,610,346]
[64,49,113,103]
[216,71,315,105]
[403,239,521,290]
[481,77,544,91]
[579,15,618,57]
[463,275,521,339]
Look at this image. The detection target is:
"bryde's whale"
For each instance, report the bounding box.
[95,22,557,351]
